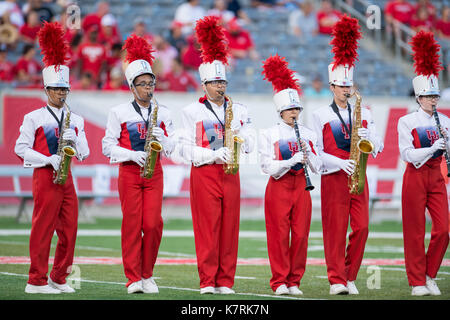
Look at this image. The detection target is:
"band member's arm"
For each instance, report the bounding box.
[74,117,90,161]
[258,129,295,179]
[304,132,322,174]
[363,108,384,156]
[233,104,255,154]
[398,116,435,168]
[150,107,175,157]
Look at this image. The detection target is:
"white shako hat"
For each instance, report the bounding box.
[410,31,443,97]
[38,21,71,88]
[328,15,362,87]
[122,34,155,87]
[262,54,302,114]
[195,16,229,84]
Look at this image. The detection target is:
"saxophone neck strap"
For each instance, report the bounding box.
[330,100,352,137]
[132,100,152,130]
[203,99,227,130]
[46,106,64,135]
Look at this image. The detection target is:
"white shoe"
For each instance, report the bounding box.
[25,284,61,294]
[200,286,216,294]
[347,281,359,295]
[215,286,235,294]
[274,284,289,295]
[127,281,144,294]
[329,284,349,295]
[411,286,431,296]
[142,277,159,293]
[48,278,75,293]
[288,286,303,295]
[426,276,441,296]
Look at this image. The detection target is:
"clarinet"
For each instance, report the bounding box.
[432,105,450,177]
[293,119,315,191]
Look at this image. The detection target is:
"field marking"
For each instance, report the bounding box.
[0,229,431,239]
[0,271,320,300]
[1,256,449,266]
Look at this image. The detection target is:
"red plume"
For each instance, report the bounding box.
[38,21,69,68]
[262,54,300,93]
[330,15,362,70]
[123,34,155,65]
[410,30,442,77]
[195,16,229,65]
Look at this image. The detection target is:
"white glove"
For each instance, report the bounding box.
[358,128,370,140]
[230,119,242,132]
[430,138,446,153]
[62,128,77,143]
[130,151,147,167]
[338,159,356,175]
[151,127,165,142]
[214,147,231,162]
[287,151,306,166]
[47,154,61,171]
[300,139,311,153]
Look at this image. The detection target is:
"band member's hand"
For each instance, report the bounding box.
[62,128,77,143]
[230,119,242,132]
[430,138,446,152]
[151,127,165,142]
[440,127,448,141]
[289,151,306,165]
[214,147,231,162]
[130,151,147,167]
[338,159,356,175]
[357,128,370,140]
[300,140,311,153]
[47,154,61,171]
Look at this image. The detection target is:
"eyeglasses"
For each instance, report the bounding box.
[207,80,227,87]
[135,81,156,88]
[47,87,69,93]
[424,95,440,100]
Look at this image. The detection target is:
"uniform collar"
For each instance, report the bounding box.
[417,106,433,119]
[47,104,63,116]
[278,120,295,131]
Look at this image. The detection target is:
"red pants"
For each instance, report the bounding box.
[28,166,78,286]
[402,162,449,286]
[264,171,312,291]
[118,162,164,287]
[321,170,369,285]
[190,164,240,289]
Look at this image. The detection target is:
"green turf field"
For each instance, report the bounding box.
[0,216,449,301]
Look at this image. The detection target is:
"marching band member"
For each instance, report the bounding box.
[260,55,322,295]
[179,16,255,294]
[14,22,89,294]
[311,16,383,295]
[102,35,175,294]
[398,31,449,296]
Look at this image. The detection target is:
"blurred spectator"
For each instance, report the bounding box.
[384,0,415,30]
[303,74,331,97]
[14,43,42,87]
[98,13,121,50]
[174,0,206,37]
[106,42,124,81]
[435,6,450,40]
[24,0,55,23]
[153,35,178,76]
[208,0,235,25]
[71,72,97,90]
[224,18,259,60]
[415,0,436,20]
[0,44,14,82]
[19,11,41,44]
[288,0,318,41]
[82,1,110,33]
[159,58,199,92]
[251,0,278,9]
[0,0,24,28]
[278,1,304,11]
[226,0,251,24]
[410,5,434,33]
[67,32,82,70]
[103,67,128,91]
[317,0,342,35]
[181,34,202,71]
[132,17,154,44]
[76,25,107,86]
[167,21,187,55]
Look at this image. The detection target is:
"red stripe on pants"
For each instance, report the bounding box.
[321,170,369,285]
[28,166,78,286]
[190,164,240,288]
[118,162,164,287]
[264,172,312,291]
[402,162,449,286]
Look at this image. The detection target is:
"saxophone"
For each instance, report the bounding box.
[141,97,163,179]
[222,93,244,175]
[348,90,374,195]
[53,102,77,185]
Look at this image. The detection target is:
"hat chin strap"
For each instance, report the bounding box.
[132,85,152,105]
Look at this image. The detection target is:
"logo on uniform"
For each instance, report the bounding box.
[214,123,224,139]
[426,129,439,145]
[288,141,299,156]
[215,63,223,78]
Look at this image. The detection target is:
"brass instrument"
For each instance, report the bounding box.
[53,102,77,185]
[222,93,244,175]
[141,97,163,179]
[348,90,374,195]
